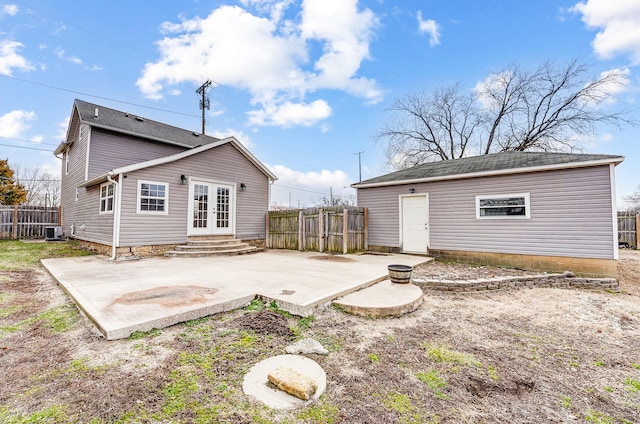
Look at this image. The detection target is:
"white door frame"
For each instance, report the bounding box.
[187,177,236,236]
[399,193,429,253]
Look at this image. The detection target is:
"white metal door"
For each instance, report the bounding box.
[401,195,429,253]
[188,181,234,236]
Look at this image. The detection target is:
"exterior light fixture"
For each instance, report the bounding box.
[180,174,188,185]
[240,183,247,192]
[409,188,415,193]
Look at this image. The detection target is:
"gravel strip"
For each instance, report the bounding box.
[413,260,541,281]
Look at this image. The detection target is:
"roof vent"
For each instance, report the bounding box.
[135,116,144,122]
[94,108,99,119]
[125,113,129,117]
[192,132,200,137]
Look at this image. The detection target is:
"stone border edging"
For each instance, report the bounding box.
[412,272,619,292]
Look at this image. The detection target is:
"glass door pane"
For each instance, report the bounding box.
[193,184,209,228]
[216,187,230,228]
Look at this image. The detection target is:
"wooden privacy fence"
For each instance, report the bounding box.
[618,213,639,248]
[267,206,368,253]
[0,205,61,240]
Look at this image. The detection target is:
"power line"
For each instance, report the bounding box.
[0,74,199,118]
[16,178,61,182]
[0,136,59,147]
[0,143,54,152]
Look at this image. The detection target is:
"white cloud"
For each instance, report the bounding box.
[417,11,441,46]
[247,99,332,127]
[239,0,294,21]
[0,110,36,138]
[572,0,640,63]
[597,67,630,98]
[54,117,70,142]
[53,47,82,65]
[208,128,255,149]
[1,4,18,16]
[30,135,43,143]
[0,40,34,76]
[268,163,354,207]
[137,0,381,128]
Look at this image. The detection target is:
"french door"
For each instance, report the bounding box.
[188,180,235,236]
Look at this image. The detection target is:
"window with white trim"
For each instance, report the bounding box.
[65,151,70,175]
[137,181,168,214]
[99,182,114,213]
[476,193,530,219]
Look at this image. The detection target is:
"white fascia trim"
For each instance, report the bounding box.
[610,164,619,260]
[351,158,625,188]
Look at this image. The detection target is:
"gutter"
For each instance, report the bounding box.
[107,173,119,261]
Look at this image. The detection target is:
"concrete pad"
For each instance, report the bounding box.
[333,280,425,317]
[41,250,427,340]
[242,354,326,409]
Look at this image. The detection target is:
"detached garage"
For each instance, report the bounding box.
[352,152,624,278]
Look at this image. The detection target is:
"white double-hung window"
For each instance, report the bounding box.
[137,181,168,214]
[99,182,114,213]
[476,193,530,219]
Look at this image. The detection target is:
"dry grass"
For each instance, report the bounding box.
[0,246,639,423]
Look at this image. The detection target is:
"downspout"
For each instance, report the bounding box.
[107,173,119,261]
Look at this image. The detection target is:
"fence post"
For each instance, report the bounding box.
[265,212,270,249]
[12,205,18,240]
[318,209,324,253]
[298,210,304,251]
[343,208,348,254]
[636,214,640,249]
[363,207,368,251]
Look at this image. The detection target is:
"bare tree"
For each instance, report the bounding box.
[13,164,61,207]
[318,195,354,207]
[625,186,640,213]
[378,59,633,168]
[378,84,482,167]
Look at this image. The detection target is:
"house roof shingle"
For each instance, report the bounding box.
[72,99,219,149]
[352,151,624,188]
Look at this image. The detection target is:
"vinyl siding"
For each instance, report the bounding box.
[60,122,114,245]
[87,128,185,178]
[357,165,615,259]
[118,142,269,246]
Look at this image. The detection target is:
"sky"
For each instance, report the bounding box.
[0,0,639,208]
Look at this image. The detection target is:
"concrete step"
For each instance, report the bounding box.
[187,235,236,241]
[176,242,250,251]
[186,239,243,247]
[164,245,259,257]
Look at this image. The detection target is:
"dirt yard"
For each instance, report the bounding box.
[0,249,639,423]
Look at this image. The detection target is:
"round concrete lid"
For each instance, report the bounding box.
[242,354,327,409]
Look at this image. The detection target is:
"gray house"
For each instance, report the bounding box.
[54,99,276,258]
[352,152,624,278]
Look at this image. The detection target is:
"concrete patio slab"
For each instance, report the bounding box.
[41,250,427,340]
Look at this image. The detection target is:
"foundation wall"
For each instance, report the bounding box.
[75,239,177,258]
[243,238,266,249]
[367,245,401,254]
[428,249,618,279]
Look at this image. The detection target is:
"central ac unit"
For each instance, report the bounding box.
[46,226,63,241]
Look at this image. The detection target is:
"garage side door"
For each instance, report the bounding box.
[401,194,429,253]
